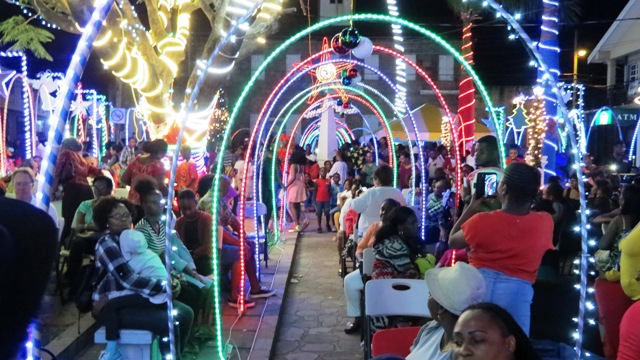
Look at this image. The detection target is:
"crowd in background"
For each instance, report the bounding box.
[2,130,640,360]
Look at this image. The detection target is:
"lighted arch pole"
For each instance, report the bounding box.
[211,13,506,317]
[482,1,589,355]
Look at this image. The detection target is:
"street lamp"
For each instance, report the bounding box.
[573,48,588,108]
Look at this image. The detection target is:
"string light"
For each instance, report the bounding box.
[0,51,34,160]
[526,97,547,167]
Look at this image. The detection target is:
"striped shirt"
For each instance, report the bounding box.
[93,232,165,301]
[135,218,195,272]
[135,218,166,255]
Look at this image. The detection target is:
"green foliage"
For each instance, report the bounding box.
[0,16,55,61]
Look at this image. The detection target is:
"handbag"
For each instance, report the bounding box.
[74,261,104,313]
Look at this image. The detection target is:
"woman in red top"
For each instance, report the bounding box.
[449,162,553,335]
[122,139,168,204]
[54,137,102,242]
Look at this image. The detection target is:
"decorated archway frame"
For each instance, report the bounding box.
[256,95,386,218]
[275,86,408,236]
[244,44,463,236]
[212,14,506,315]
[482,0,591,355]
[254,94,388,248]
[248,64,404,243]
[258,84,406,242]
[249,43,470,242]
[251,54,459,242]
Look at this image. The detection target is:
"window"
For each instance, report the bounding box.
[438,55,454,81]
[628,63,639,82]
[405,54,416,81]
[286,54,301,72]
[251,55,265,80]
[364,55,379,80]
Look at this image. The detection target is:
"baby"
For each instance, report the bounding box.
[119,229,168,304]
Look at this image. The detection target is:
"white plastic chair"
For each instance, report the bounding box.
[363,279,430,359]
[362,248,374,278]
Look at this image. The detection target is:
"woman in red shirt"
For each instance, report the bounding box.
[54,137,102,242]
[449,162,553,335]
[122,139,168,203]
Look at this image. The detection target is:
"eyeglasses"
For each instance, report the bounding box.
[109,212,132,220]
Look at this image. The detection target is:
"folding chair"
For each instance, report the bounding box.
[363,279,430,359]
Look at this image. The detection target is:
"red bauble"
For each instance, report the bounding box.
[331,34,350,55]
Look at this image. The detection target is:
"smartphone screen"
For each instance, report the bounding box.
[484,173,498,197]
[474,172,498,199]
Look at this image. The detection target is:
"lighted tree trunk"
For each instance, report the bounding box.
[457,11,477,153]
[537,0,561,177]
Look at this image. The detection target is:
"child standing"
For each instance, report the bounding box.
[304,172,316,213]
[315,167,332,232]
[329,173,344,232]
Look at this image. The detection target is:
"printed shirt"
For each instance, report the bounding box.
[93,232,166,301]
[55,150,102,185]
[176,160,199,191]
[315,178,331,202]
[126,156,166,202]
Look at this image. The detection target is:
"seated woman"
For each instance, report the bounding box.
[371,206,421,280]
[449,163,554,335]
[65,175,114,288]
[405,262,485,359]
[91,197,193,360]
[343,199,401,334]
[133,178,206,325]
[452,303,541,360]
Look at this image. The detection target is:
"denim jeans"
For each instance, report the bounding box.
[478,267,533,335]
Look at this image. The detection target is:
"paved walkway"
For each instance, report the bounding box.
[271,225,362,360]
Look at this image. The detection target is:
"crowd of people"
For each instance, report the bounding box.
[2,130,640,360]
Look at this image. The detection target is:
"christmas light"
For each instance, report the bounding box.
[526,97,547,168]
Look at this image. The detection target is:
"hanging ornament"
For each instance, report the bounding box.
[342,101,350,109]
[340,112,346,118]
[342,76,352,86]
[347,68,358,79]
[336,99,343,106]
[339,27,361,49]
[331,34,350,55]
[352,36,374,59]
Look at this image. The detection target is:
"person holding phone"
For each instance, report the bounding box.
[448,163,554,335]
[463,135,503,211]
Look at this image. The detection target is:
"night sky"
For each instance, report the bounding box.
[0,0,631,102]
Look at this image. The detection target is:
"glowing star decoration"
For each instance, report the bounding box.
[292,37,353,104]
[70,93,92,118]
[0,69,16,99]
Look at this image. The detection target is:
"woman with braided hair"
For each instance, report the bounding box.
[449,162,553,335]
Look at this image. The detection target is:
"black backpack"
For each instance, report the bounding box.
[74,261,104,313]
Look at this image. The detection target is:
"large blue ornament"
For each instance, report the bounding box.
[342,76,352,86]
[339,27,361,50]
[336,99,343,106]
